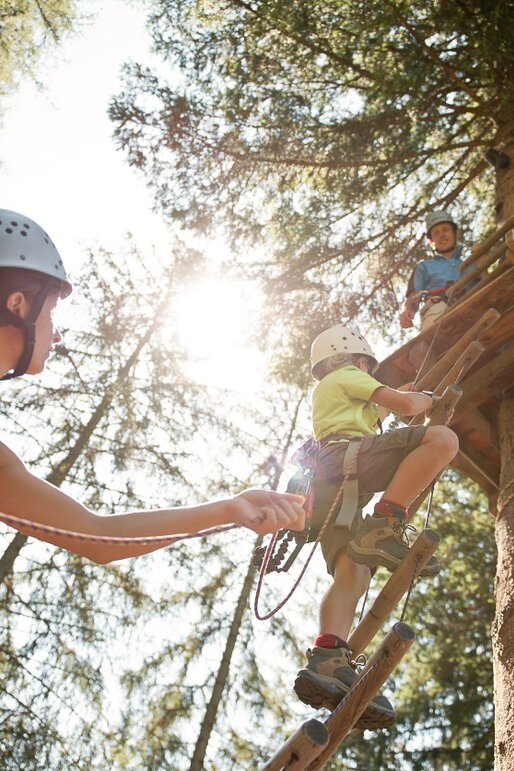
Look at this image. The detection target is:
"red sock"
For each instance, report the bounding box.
[314,633,348,649]
[373,498,408,518]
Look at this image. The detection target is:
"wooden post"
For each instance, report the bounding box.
[347,529,440,656]
[420,383,462,426]
[459,212,514,269]
[414,308,499,392]
[450,241,506,297]
[261,720,330,771]
[409,342,483,426]
[306,623,416,770]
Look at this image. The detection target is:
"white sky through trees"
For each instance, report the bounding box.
[0,0,268,393]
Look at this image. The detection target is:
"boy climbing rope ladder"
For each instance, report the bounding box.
[293,324,459,729]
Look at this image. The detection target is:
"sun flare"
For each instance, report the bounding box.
[175,278,265,392]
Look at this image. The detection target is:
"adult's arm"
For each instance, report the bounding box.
[0,442,305,564]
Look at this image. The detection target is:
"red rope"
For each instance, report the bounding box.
[0,511,238,545]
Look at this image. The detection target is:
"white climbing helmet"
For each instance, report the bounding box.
[0,208,72,380]
[0,208,72,296]
[310,324,378,374]
[425,210,457,238]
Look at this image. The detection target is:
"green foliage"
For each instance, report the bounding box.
[110,0,514,335]
[0,0,83,94]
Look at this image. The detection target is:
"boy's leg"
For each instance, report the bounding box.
[294,552,395,729]
[380,425,458,510]
[319,552,370,641]
[347,425,458,574]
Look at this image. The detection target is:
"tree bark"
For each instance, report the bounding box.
[492,116,514,770]
[189,392,305,770]
[493,389,514,769]
[188,552,259,771]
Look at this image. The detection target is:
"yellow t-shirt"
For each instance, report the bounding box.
[312,365,383,440]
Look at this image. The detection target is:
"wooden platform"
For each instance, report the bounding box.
[376,227,514,507]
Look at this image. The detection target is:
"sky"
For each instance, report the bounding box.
[0,0,169,271]
[0,0,269,393]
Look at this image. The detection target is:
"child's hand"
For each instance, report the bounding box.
[398,382,415,392]
[231,489,306,535]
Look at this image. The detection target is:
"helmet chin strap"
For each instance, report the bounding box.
[0,279,55,380]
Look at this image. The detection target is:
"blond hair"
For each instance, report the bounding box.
[312,353,364,381]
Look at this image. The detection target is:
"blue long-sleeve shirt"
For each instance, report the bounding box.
[407,244,477,295]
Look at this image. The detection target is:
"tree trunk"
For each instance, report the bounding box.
[492,116,514,770]
[189,392,305,769]
[493,389,514,769]
[188,552,260,771]
[0,313,162,582]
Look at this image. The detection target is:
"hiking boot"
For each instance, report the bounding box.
[346,515,440,577]
[294,644,394,730]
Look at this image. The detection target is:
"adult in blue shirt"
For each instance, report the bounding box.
[400,210,475,332]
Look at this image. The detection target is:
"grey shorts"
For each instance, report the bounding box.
[311,425,427,575]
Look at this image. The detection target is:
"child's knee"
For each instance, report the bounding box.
[334,552,370,594]
[425,425,459,458]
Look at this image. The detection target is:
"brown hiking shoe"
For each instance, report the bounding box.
[346,515,440,577]
[294,645,394,729]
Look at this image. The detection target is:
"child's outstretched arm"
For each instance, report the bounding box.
[371,386,435,417]
[0,441,305,564]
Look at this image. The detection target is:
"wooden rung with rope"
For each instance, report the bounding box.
[415,307,499,388]
[261,623,416,771]
[306,623,415,771]
[261,720,329,771]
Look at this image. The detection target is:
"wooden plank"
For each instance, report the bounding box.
[459,213,514,269]
[416,308,501,391]
[306,624,415,770]
[377,268,514,387]
[453,408,500,454]
[454,344,514,415]
[261,720,329,771]
[450,241,506,297]
[454,256,510,302]
[451,449,499,495]
[453,437,500,489]
[477,304,514,353]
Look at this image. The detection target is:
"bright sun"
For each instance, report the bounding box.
[175,278,265,393]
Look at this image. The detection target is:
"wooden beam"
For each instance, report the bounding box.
[452,441,500,491]
[261,720,329,771]
[347,530,440,657]
[453,407,500,454]
[450,241,506,297]
[454,344,514,415]
[459,213,514,269]
[306,624,415,770]
[409,341,484,426]
[414,309,499,390]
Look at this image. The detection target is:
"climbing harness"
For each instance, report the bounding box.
[253,440,362,620]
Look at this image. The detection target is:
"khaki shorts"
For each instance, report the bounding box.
[420,298,447,331]
[311,425,427,575]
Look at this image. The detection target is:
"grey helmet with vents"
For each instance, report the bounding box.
[425,210,457,238]
[0,208,72,380]
[0,209,72,295]
[310,324,378,375]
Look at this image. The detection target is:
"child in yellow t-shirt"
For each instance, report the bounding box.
[294,324,459,729]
